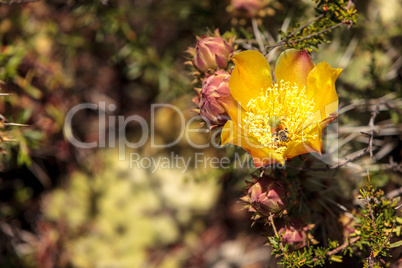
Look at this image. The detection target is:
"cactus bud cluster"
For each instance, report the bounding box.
[192,37,233,73]
[241,175,287,220]
[278,219,311,250]
[187,29,237,130]
[192,71,232,129]
[241,175,315,250]
[186,29,236,76]
[227,0,274,20]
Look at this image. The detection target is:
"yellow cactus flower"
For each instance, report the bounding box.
[221,49,342,167]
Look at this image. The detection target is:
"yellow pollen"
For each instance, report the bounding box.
[244,80,318,153]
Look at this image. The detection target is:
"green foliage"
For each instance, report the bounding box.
[265,182,401,267]
[278,0,358,52]
[0,46,26,81]
[269,236,341,268]
[353,184,400,266]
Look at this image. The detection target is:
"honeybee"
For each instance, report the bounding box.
[272,128,291,144]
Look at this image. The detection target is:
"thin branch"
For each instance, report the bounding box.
[281,14,325,44]
[268,214,288,257]
[286,148,368,172]
[311,236,360,263]
[0,0,38,4]
[385,157,402,175]
[378,220,396,252]
[267,22,346,50]
[251,18,265,54]
[363,189,377,235]
[384,102,402,115]
[327,236,360,256]
[386,186,402,199]
[367,104,380,158]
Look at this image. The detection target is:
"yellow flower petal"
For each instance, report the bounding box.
[220,95,246,126]
[284,124,323,159]
[221,120,284,166]
[319,113,338,129]
[307,62,342,122]
[229,50,272,109]
[253,152,284,167]
[221,119,259,147]
[221,120,237,146]
[220,50,341,168]
[274,49,315,89]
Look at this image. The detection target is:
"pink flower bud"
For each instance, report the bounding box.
[192,36,233,73]
[230,0,269,18]
[197,71,232,129]
[242,176,287,216]
[278,219,310,249]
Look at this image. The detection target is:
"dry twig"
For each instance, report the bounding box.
[266,22,347,49]
[0,0,38,4]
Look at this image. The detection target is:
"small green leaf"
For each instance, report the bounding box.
[330,255,343,262]
[389,240,402,248]
[395,226,401,236]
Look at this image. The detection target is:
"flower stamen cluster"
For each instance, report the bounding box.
[244,80,318,154]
